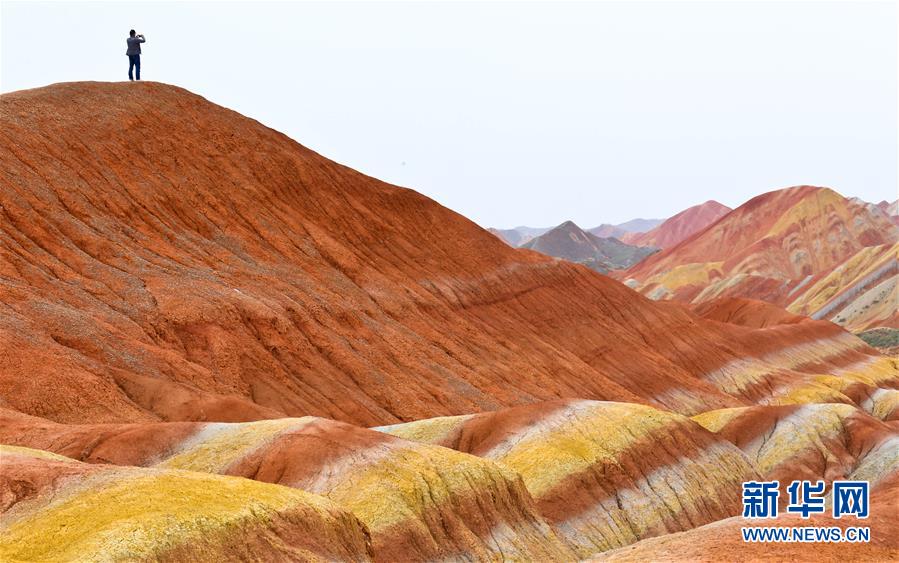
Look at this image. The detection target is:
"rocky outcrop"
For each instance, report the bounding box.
[2,84,893,428]
[594,480,899,563]
[598,403,899,561]
[3,82,897,561]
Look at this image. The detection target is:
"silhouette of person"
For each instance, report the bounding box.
[126,30,146,81]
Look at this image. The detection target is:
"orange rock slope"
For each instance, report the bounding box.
[2,82,889,427]
[2,82,898,561]
[625,186,898,332]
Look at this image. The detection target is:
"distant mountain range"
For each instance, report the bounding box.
[489,202,733,273]
[875,199,898,224]
[624,186,898,332]
[520,221,658,273]
[621,200,731,249]
[588,218,663,239]
[488,226,551,247]
[491,217,661,247]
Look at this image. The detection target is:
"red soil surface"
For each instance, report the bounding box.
[3,82,881,426]
[693,297,809,329]
[2,81,897,563]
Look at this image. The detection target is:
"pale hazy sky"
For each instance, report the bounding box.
[2,1,896,228]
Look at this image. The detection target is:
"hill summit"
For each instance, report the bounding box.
[521,220,657,273]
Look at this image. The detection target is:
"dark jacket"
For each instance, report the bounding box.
[126,35,145,56]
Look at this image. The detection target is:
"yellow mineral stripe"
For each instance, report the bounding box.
[863,388,899,421]
[767,188,851,238]
[0,466,341,562]
[848,436,899,486]
[0,444,75,463]
[787,243,898,316]
[763,375,855,407]
[322,442,519,533]
[691,407,748,433]
[374,414,473,445]
[484,402,679,498]
[158,417,314,474]
[746,404,858,475]
[834,356,899,386]
[644,262,724,293]
[701,333,872,398]
[555,442,754,556]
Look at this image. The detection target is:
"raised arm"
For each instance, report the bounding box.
[138,35,146,43]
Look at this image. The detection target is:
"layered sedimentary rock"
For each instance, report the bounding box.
[693,297,809,329]
[3,82,898,561]
[4,82,880,427]
[0,410,572,561]
[621,200,731,249]
[787,241,898,332]
[595,479,899,563]
[599,403,899,561]
[693,403,898,484]
[0,445,373,562]
[378,399,758,557]
[625,186,898,331]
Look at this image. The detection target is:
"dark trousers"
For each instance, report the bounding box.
[128,55,141,81]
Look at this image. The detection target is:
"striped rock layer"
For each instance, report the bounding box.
[625,186,899,332]
[377,399,759,557]
[0,410,571,561]
[0,445,372,562]
[592,402,899,561]
[693,403,899,486]
[0,82,890,430]
[621,200,732,249]
[594,473,899,563]
[2,82,898,562]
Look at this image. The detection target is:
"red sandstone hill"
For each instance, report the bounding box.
[0,83,887,429]
[2,82,898,562]
[625,186,898,331]
[622,200,731,249]
[692,297,809,329]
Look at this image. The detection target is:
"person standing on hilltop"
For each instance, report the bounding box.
[126,30,146,81]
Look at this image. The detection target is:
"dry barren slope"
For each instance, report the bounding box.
[5,82,886,426]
